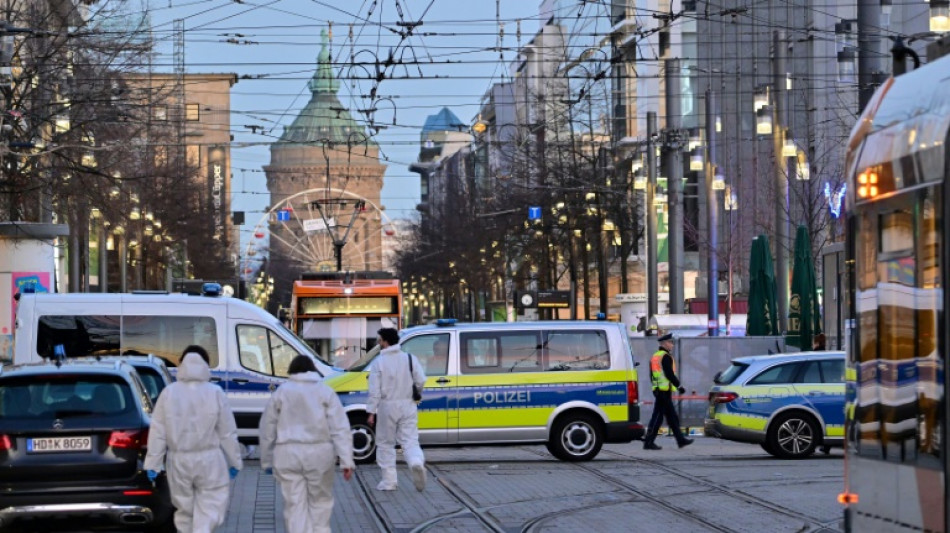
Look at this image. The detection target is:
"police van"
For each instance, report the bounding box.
[325,320,645,462]
[12,285,339,441]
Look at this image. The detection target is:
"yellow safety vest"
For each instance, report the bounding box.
[650,350,675,391]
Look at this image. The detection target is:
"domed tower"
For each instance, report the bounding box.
[264,30,386,307]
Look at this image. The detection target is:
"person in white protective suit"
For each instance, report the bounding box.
[259,355,354,533]
[145,346,243,533]
[366,327,427,492]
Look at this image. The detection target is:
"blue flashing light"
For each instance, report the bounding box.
[435,318,458,327]
[596,312,606,321]
[202,283,223,297]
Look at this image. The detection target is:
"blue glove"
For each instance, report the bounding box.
[264,468,273,475]
[146,470,159,483]
[229,467,240,480]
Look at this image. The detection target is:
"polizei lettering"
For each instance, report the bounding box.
[473,390,531,405]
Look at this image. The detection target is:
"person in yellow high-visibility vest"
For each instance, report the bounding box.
[643,333,693,450]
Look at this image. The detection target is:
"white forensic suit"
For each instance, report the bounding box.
[259,371,354,533]
[145,353,243,533]
[367,344,427,490]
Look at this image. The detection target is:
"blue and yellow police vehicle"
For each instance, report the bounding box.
[704,351,845,458]
[324,320,645,462]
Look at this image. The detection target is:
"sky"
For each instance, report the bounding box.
[142,0,545,250]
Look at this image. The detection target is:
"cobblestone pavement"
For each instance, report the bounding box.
[221,436,845,533]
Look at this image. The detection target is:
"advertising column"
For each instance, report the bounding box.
[0,222,69,362]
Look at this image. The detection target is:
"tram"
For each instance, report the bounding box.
[842,44,950,532]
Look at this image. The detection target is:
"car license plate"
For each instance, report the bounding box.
[27,436,93,453]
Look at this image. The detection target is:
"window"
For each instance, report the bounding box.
[819,359,844,383]
[121,316,219,367]
[268,331,298,378]
[797,361,822,384]
[37,315,218,367]
[237,325,272,375]
[153,106,167,121]
[402,334,449,376]
[544,330,609,371]
[715,362,749,385]
[0,375,139,425]
[460,331,540,374]
[37,315,121,358]
[186,103,200,121]
[748,363,801,385]
[186,145,200,167]
[235,325,302,378]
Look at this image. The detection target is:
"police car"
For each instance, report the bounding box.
[325,320,645,463]
[704,351,845,458]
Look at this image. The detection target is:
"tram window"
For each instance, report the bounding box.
[879,210,913,255]
[857,214,877,291]
[917,189,942,459]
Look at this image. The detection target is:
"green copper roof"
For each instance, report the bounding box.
[277,29,374,146]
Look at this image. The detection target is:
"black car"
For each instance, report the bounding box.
[75,355,175,406]
[0,359,174,531]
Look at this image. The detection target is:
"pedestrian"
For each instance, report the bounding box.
[145,345,243,533]
[643,333,694,450]
[259,355,354,533]
[367,327,427,491]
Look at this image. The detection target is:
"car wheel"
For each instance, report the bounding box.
[349,413,377,464]
[767,411,820,459]
[760,441,775,455]
[548,413,603,462]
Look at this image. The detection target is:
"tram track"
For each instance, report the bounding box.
[348,445,840,533]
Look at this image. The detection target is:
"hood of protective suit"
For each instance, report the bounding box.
[288,371,321,383]
[379,344,403,357]
[177,352,211,382]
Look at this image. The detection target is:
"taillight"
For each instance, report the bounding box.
[709,391,739,404]
[0,435,11,450]
[109,429,148,449]
[626,381,639,404]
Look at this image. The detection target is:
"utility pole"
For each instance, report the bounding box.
[646,112,658,325]
[704,89,718,337]
[773,30,789,334]
[857,0,882,111]
[664,58,684,314]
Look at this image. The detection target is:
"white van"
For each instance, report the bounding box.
[13,284,339,441]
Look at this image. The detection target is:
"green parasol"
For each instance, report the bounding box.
[747,235,779,336]
[787,225,822,348]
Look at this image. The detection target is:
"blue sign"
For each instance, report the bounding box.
[528,206,542,221]
[276,209,291,222]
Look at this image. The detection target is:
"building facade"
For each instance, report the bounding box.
[263,31,386,308]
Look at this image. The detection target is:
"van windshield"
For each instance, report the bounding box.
[345,344,381,372]
[275,322,334,368]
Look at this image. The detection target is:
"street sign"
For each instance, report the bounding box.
[537,290,571,309]
[528,206,542,221]
[303,218,334,232]
[276,209,291,222]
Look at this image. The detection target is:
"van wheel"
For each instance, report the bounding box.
[767,411,819,459]
[349,414,376,464]
[548,413,603,462]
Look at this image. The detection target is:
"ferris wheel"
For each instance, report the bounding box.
[242,188,396,280]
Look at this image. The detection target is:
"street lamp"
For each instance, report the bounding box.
[932,0,950,33]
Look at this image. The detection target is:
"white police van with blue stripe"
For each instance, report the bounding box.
[13,284,339,442]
